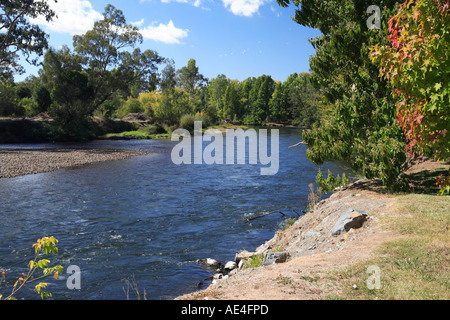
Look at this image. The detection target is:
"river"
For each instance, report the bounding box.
[0,128,352,300]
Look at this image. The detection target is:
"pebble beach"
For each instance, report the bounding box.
[0,148,148,179]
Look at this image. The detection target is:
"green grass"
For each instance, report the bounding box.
[327,193,449,300]
[243,254,264,269]
[103,130,170,140]
[278,217,297,233]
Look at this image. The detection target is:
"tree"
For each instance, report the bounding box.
[370,0,450,160]
[159,59,177,122]
[120,48,164,97]
[176,58,207,99]
[220,80,240,120]
[208,74,228,112]
[248,75,275,124]
[73,5,163,109]
[277,0,408,190]
[269,81,289,122]
[41,48,94,139]
[0,0,56,78]
[287,72,321,128]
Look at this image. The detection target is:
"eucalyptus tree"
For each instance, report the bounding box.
[0,0,56,80]
[176,58,207,100]
[73,4,163,109]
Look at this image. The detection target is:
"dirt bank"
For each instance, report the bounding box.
[0,148,148,179]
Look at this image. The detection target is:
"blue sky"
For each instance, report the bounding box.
[18,0,321,83]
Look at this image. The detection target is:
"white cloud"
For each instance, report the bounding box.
[222,0,267,17]
[140,20,189,44]
[30,0,102,35]
[131,19,145,27]
[143,0,201,6]
[161,0,189,3]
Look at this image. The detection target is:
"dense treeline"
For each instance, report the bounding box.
[0,2,321,141]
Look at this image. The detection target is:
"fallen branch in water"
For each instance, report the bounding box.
[246,211,286,221]
[288,141,307,148]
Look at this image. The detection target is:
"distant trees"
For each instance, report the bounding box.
[0,2,321,140]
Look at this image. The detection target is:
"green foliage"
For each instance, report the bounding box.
[116,97,144,118]
[176,58,207,99]
[243,254,264,269]
[315,169,349,193]
[19,97,39,117]
[179,114,195,131]
[0,0,56,77]
[278,0,408,191]
[0,236,63,300]
[0,81,23,116]
[278,217,297,232]
[50,68,95,140]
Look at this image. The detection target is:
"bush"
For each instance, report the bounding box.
[179,114,195,131]
[194,111,209,128]
[138,123,166,135]
[316,169,349,193]
[19,97,39,117]
[116,97,144,118]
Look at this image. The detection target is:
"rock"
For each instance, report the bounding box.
[212,273,223,280]
[332,209,368,236]
[263,252,289,265]
[224,261,237,271]
[197,258,221,268]
[235,250,255,264]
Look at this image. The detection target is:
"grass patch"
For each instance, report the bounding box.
[207,124,250,131]
[327,193,449,300]
[278,217,297,233]
[243,254,264,269]
[103,130,170,140]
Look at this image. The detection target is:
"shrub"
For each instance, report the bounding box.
[316,169,349,193]
[0,236,63,300]
[179,114,195,131]
[194,111,209,128]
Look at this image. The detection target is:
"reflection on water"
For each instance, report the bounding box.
[0,128,351,299]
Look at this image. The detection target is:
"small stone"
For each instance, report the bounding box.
[224,261,237,271]
[197,258,221,268]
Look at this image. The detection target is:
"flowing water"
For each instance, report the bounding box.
[0,128,351,300]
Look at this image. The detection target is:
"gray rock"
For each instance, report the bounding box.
[263,252,289,265]
[332,209,368,236]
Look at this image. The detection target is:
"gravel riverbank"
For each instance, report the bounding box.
[0,148,148,178]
